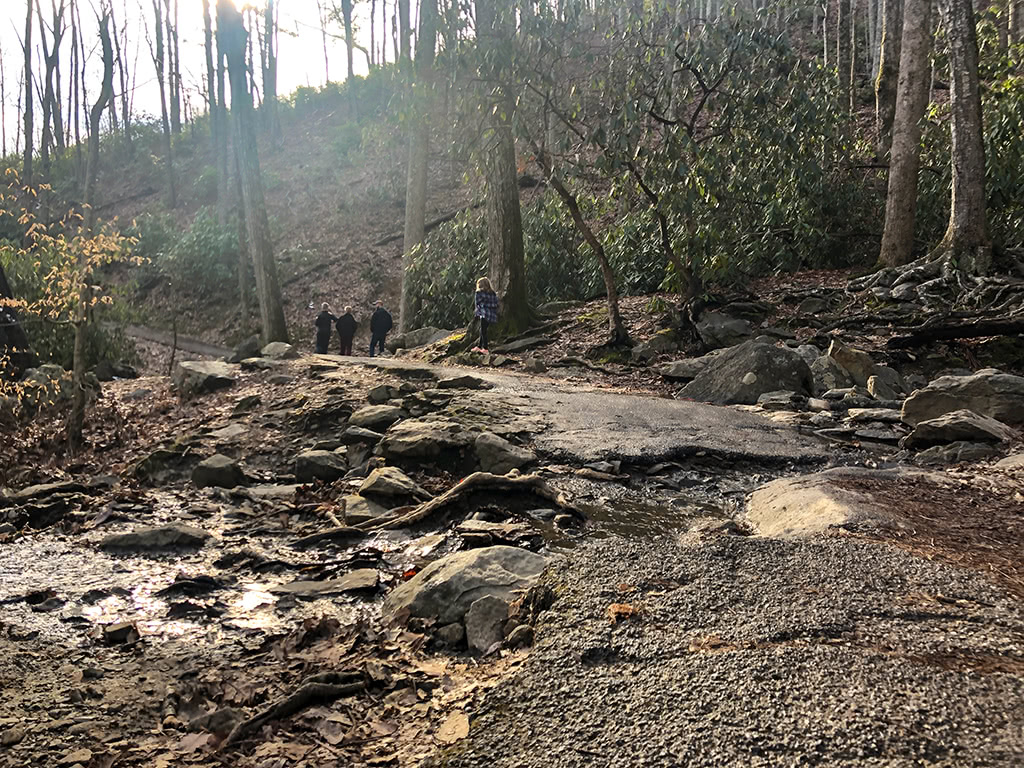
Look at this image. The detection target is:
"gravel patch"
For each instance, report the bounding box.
[441,534,1024,767]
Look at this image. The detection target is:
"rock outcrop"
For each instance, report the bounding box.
[678,341,813,405]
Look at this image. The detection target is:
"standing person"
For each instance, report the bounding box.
[335,305,358,356]
[473,277,499,353]
[369,300,393,357]
[314,303,335,354]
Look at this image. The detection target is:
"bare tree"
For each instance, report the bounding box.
[260,0,282,144]
[399,0,437,332]
[22,0,35,188]
[164,0,181,134]
[938,0,990,270]
[837,0,852,111]
[109,1,132,146]
[0,40,7,156]
[875,0,903,153]
[219,0,289,344]
[316,0,331,81]
[150,0,177,207]
[879,0,932,267]
[398,0,411,64]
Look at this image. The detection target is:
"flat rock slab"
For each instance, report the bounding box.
[270,569,379,597]
[99,524,214,551]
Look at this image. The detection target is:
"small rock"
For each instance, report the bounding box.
[343,494,389,525]
[294,450,348,483]
[827,339,877,387]
[225,335,261,364]
[916,441,1000,465]
[268,374,294,385]
[100,524,214,551]
[350,405,406,431]
[1,726,26,746]
[756,390,806,411]
[474,433,536,474]
[341,425,386,445]
[867,374,899,401]
[208,423,247,441]
[270,569,379,597]
[360,466,431,500]
[189,707,245,734]
[695,312,753,349]
[380,419,471,461]
[522,356,547,374]
[261,341,299,360]
[102,622,138,644]
[847,407,903,424]
[810,355,856,395]
[230,394,262,417]
[125,387,152,401]
[0,523,16,535]
[434,622,466,648]
[368,385,401,404]
[465,595,510,655]
[437,374,490,390]
[192,454,247,489]
[630,331,678,363]
[505,624,534,649]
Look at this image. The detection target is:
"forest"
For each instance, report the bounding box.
[0,1,1022,767]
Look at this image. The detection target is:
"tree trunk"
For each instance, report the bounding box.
[370,0,377,69]
[203,0,217,149]
[938,0,990,271]
[216,21,230,228]
[399,0,438,333]
[262,0,282,145]
[342,0,355,79]
[876,0,903,154]
[70,12,113,452]
[399,0,412,65]
[165,0,181,134]
[219,0,289,344]
[22,0,34,189]
[475,0,531,336]
[1011,0,1022,44]
[878,0,932,267]
[109,1,131,148]
[1,39,7,156]
[316,0,330,82]
[838,0,853,111]
[152,0,177,208]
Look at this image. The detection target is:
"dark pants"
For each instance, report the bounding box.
[369,333,387,357]
[339,335,354,356]
[479,319,490,350]
[315,330,331,355]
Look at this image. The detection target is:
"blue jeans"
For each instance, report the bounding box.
[369,333,386,356]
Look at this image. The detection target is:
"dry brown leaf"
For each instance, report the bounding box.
[435,711,470,745]
[606,603,638,623]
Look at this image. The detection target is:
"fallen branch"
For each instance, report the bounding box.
[887,315,1024,348]
[222,671,365,749]
[365,472,571,530]
[371,202,484,247]
[290,526,365,550]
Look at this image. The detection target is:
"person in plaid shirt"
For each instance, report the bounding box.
[473,277,500,353]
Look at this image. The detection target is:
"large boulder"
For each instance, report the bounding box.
[382,546,548,625]
[902,409,1018,449]
[261,342,299,360]
[192,454,247,488]
[294,450,348,483]
[631,331,678,363]
[226,335,261,364]
[174,361,235,396]
[902,370,1024,426]
[387,327,453,352]
[809,355,856,395]
[916,442,1001,466]
[474,433,536,474]
[678,341,813,405]
[380,419,471,461]
[359,466,431,500]
[695,312,753,349]
[350,405,406,431]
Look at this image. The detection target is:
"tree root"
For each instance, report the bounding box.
[222,671,366,749]
[364,471,572,531]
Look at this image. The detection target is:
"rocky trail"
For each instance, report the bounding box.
[1,334,1023,767]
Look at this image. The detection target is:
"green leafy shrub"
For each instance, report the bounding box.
[126,209,238,295]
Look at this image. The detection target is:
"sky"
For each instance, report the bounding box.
[0,0,409,156]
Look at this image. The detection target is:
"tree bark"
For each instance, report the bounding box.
[938,0,990,271]
[875,0,903,153]
[399,0,438,333]
[370,0,377,69]
[152,0,177,208]
[109,1,132,148]
[216,13,230,228]
[398,0,412,65]
[22,0,34,189]
[1011,0,1022,44]
[164,0,181,134]
[342,0,355,80]
[262,0,282,145]
[475,0,531,336]
[219,0,289,344]
[878,0,932,267]
[838,0,853,111]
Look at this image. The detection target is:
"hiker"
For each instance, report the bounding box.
[473,277,499,353]
[369,300,393,357]
[335,305,358,356]
[314,302,335,354]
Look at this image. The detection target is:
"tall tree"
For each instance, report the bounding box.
[875,0,903,153]
[475,0,530,335]
[878,0,932,267]
[109,2,132,146]
[151,0,176,207]
[340,0,355,80]
[938,0,990,270]
[316,0,331,81]
[215,11,230,228]
[0,40,6,156]
[260,0,282,144]
[164,0,181,134]
[838,0,853,111]
[22,0,34,188]
[399,0,438,332]
[399,0,411,64]
[218,0,289,344]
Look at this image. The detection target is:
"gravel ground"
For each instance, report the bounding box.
[442,532,1024,767]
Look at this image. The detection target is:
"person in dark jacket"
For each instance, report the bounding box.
[369,300,393,357]
[335,306,358,356]
[473,277,499,353]
[314,303,335,354]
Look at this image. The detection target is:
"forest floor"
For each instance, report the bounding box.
[1,319,1023,767]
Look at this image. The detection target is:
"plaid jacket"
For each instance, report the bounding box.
[474,290,500,323]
